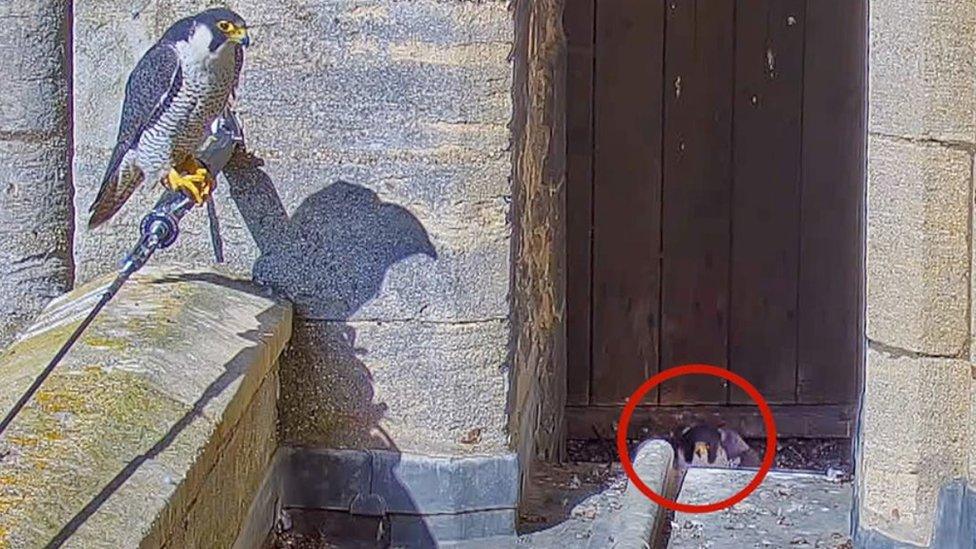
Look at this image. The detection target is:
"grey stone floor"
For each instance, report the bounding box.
[513,462,631,547]
[267,464,854,548]
[459,467,854,548]
[668,469,853,549]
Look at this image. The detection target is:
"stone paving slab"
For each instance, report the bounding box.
[668,469,853,548]
[0,266,292,548]
[493,440,675,548]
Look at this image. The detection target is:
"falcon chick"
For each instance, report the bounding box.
[670,424,762,469]
[88,8,250,228]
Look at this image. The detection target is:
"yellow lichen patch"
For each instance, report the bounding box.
[0,493,21,515]
[5,436,38,449]
[0,364,188,541]
[35,388,91,415]
[0,524,9,549]
[81,335,130,352]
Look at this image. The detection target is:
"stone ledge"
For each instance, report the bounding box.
[274,446,520,545]
[0,266,292,548]
[597,440,676,549]
[279,447,519,515]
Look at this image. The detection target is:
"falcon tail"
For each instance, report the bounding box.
[88,144,144,229]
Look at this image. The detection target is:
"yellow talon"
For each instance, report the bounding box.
[165,159,213,205]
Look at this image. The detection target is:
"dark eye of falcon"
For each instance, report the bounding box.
[217,20,235,33]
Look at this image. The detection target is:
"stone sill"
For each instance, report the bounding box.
[0,266,293,548]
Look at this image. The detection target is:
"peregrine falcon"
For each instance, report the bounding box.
[670,424,762,469]
[88,8,250,228]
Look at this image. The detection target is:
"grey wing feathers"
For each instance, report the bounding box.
[88,43,182,226]
[117,43,183,146]
[718,427,761,467]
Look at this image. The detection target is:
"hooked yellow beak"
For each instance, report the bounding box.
[225,24,250,47]
[227,27,251,48]
[694,442,709,460]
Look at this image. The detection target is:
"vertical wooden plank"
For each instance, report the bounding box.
[660,0,736,404]
[564,0,595,406]
[729,0,805,404]
[797,0,866,403]
[591,0,665,405]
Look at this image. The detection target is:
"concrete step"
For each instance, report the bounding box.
[667,469,853,548]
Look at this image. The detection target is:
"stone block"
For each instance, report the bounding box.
[278,318,510,456]
[370,451,519,515]
[860,468,923,545]
[0,0,74,347]
[970,380,976,481]
[279,447,372,511]
[0,266,291,548]
[175,369,280,548]
[389,509,516,546]
[276,447,520,544]
[869,0,976,142]
[858,349,970,545]
[866,135,970,355]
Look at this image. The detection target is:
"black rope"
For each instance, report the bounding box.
[207,198,225,263]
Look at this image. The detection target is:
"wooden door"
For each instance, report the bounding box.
[565,0,866,439]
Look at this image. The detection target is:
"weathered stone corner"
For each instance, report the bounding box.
[0,265,292,548]
[860,0,976,545]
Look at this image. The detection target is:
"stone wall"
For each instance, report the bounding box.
[72,1,518,459]
[858,0,976,544]
[509,0,567,476]
[0,0,74,347]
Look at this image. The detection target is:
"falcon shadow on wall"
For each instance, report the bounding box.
[222,152,437,319]
[221,151,439,545]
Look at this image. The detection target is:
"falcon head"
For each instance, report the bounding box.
[165,8,251,50]
[669,424,762,469]
[676,424,724,466]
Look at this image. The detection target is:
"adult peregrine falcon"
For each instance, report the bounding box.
[88,8,250,228]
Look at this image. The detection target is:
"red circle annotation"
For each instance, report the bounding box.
[615,363,778,514]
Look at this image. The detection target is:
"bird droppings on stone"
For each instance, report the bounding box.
[459,427,482,444]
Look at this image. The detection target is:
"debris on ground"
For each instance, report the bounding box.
[568,436,853,476]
